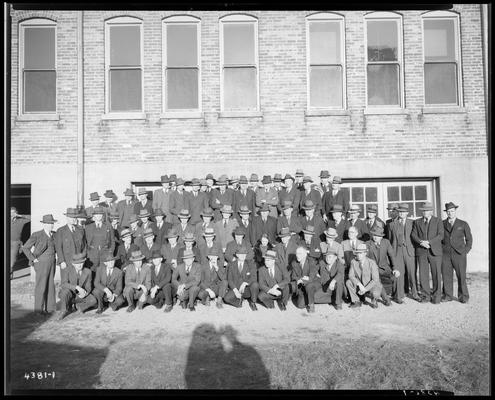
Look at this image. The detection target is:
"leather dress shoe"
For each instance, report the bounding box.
[126,305,136,313]
[334,304,342,310]
[95,308,104,314]
[164,304,173,312]
[188,304,196,311]
[249,302,258,311]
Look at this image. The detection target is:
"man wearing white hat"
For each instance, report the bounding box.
[256,175,279,218]
[174,209,196,246]
[198,227,225,267]
[319,227,345,265]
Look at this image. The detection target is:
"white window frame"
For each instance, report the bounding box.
[162,15,202,115]
[421,10,463,107]
[342,182,384,219]
[364,11,404,109]
[219,14,260,112]
[104,16,144,116]
[306,12,347,110]
[18,18,57,116]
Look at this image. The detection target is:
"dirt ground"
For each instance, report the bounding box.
[8,271,490,393]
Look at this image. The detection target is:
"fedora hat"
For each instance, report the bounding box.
[203,227,216,237]
[120,228,132,238]
[220,204,234,214]
[259,203,270,213]
[137,187,148,196]
[183,232,196,242]
[143,228,154,239]
[295,169,304,177]
[387,203,399,211]
[176,178,185,186]
[302,225,316,235]
[278,227,291,238]
[182,249,196,259]
[129,250,146,261]
[419,202,434,211]
[123,188,135,196]
[281,200,293,210]
[109,211,120,220]
[302,199,315,210]
[169,174,177,182]
[216,176,228,185]
[77,208,89,219]
[239,175,248,184]
[236,245,249,255]
[102,251,117,263]
[153,209,165,217]
[324,227,338,238]
[151,250,163,260]
[178,209,191,219]
[234,226,247,236]
[348,204,361,213]
[319,170,330,178]
[104,189,115,198]
[229,176,239,185]
[201,207,214,217]
[444,202,459,211]
[184,180,192,187]
[352,243,368,254]
[302,176,313,184]
[370,226,385,237]
[89,192,100,201]
[366,204,378,213]
[166,228,180,239]
[161,175,169,183]
[332,176,342,184]
[63,207,79,218]
[396,203,409,213]
[92,206,105,215]
[138,209,151,219]
[330,204,344,213]
[71,252,87,264]
[191,178,201,186]
[249,173,259,182]
[273,173,283,182]
[238,205,251,214]
[308,248,322,259]
[200,179,207,186]
[283,173,295,181]
[205,173,214,181]
[262,175,272,185]
[128,214,139,224]
[207,247,220,258]
[264,250,277,260]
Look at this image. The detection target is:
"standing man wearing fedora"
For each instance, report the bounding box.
[248,173,260,192]
[210,175,234,222]
[365,205,384,234]
[252,203,277,245]
[411,202,444,304]
[10,206,31,279]
[153,175,173,224]
[278,174,301,215]
[186,178,210,226]
[322,176,349,221]
[256,175,279,219]
[102,190,118,223]
[22,214,58,315]
[127,214,143,247]
[198,227,225,267]
[124,249,152,312]
[273,173,283,196]
[385,203,399,240]
[236,205,256,247]
[299,176,322,217]
[194,207,216,246]
[388,203,421,302]
[345,204,369,241]
[58,252,97,320]
[318,170,332,195]
[214,204,239,253]
[294,169,305,191]
[86,192,104,221]
[153,209,172,247]
[92,251,125,313]
[441,202,473,303]
[277,200,303,236]
[257,250,290,311]
[174,209,195,246]
[172,249,202,311]
[233,175,256,221]
[198,247,228,308]
[85,207,115,274]
[327,204,347,243]
[275,227,300,273]
[55,208,87,280]
[134,188,154,220]
[117,188,137,228]
[300,199,326,241]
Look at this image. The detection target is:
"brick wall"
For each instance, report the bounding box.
[10,5,487,167]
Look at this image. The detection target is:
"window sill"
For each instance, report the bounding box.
[16,113,60,121]
[364,108,410,115]
[305,109,350,117]
[160,112,204,120]
[218,111,263,118]
[101,112,147,120]
[421,106,467,114]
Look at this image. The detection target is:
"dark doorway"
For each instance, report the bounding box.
[10,184,31,274]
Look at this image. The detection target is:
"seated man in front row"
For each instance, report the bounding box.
[314,248,345,310]
[224,245,259,311]
[58,252,97,320]
[123,249,151,312]
[198,247,228,308]
[93,251,125,313]
[346,243,383,309]
[146,250,174,312]
[258,250,290,311]
[172,249,201,311]
[290,246,320,313]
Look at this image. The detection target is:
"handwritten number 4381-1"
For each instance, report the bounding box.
[24,372,56,380]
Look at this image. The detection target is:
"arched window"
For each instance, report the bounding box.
[219,14,259,111]
[306,12,346,110]
[19,18,57,114]
[422,11,462,106]
[105,16,143,114]
[364,12,404,108]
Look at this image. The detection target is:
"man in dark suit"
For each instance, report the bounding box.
[224,226,254,263]
[290,246,320,313]
[274,227,299,272]
[153,209,173,247]
[58,252,97,320]
[109,211,121,246]
[174,209,196,246]
[134,188,154,219]
[194,207,216,246]
[385,203,399,240]
[315,248,345,310]
[123,250,152,312]
[277,200,303,235]
[278,174,301,215]
[22,214,58,315]
[160,227,181,268]
[117,188,137,228]
[213,204,239,252]
[198,247,228,308]
[169,179,188,224]
[252,203,277,245]
[115,228,136,269]
[55,208,86,280]
[210,175,235,222]
[84,207,115,273]
[258,250,290,310]
[10,207,31,278]
[318,170,332,195]
[327,204,347,243]
[146,250,174,311]
[101,190,118,224]
[256,176,279,218]
[92,252,125,313]
[365,204,385,233]
[299,199,326,241]
[322,176,349,221]
[345,204,369,241]
[139,228,162,262]
[198,227,225,268]
[153,175,173,224]
[233,176,257,221]
[235,205,256,247]
[411,202,444,304]
[441,202,473,303]
[172,249,202,311]
[300,225,322,257]
[85,192,105,221]
[177,232,202,263]
[186,178,210,225]
[224,246,259,311]
[299,176,322,217]
[388,203,421,301]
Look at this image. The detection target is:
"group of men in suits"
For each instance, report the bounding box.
[19,169,473,318]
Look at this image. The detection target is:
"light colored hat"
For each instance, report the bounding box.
[264,250,277,260]
[220,204,234,214]
[352,243,368,254]
[349,204,360,213]
[324,227,338,238]
[178,209,191,219]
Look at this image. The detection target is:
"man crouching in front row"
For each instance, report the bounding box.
[124,249,151,312]
[93,251,125,313]
[172,249,201,311]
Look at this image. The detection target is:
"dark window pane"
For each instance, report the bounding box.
[24,70,56,112]
[224,23,255,65]
[309,66,342,108]
[367,64,399,106]
[110,69,142,111]
[24,27,55,69]
[414,202,423,218]
[387,186,399,201]
[401,186,413,201]
[352,187,364,202]
[309,21,341,64]
[425,63,458,105]
[365,187,377,202]
[424,19,456,62]
[341,187,350,199]
[415,185,427,200]
[166,68,199,109]
[110,25,141,66]
[367,20,398,62]
[223,67,257,110]
[167,24,198,67]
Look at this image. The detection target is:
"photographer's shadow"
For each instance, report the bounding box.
[185,323,270,389]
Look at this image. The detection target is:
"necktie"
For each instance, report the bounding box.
[224,220,227,228]
[155,266,160,275]
[270,268,274,279]
[97,223,101,229]
[262,218,266,223]
[107,268,111,279]
[158,223,162,229]
[127,201,130,206]
[136,268,140,277]
[186,265,190,274]
[238,262,243,273]
[287,217,290,225]
[244,221,248,227]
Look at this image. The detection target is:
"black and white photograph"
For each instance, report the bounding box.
[5,1,491,394]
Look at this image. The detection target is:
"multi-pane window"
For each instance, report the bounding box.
[105,17,143,113]
[341,184,379,219]
[365,12,403,107]
[422,11,462,105]
[385,182,432,218]
[220,15,259,111]
[19,19,57,113]
[306,13,345,109]
[163,16,200,111]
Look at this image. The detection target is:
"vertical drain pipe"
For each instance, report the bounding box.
[77,11,84,209]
